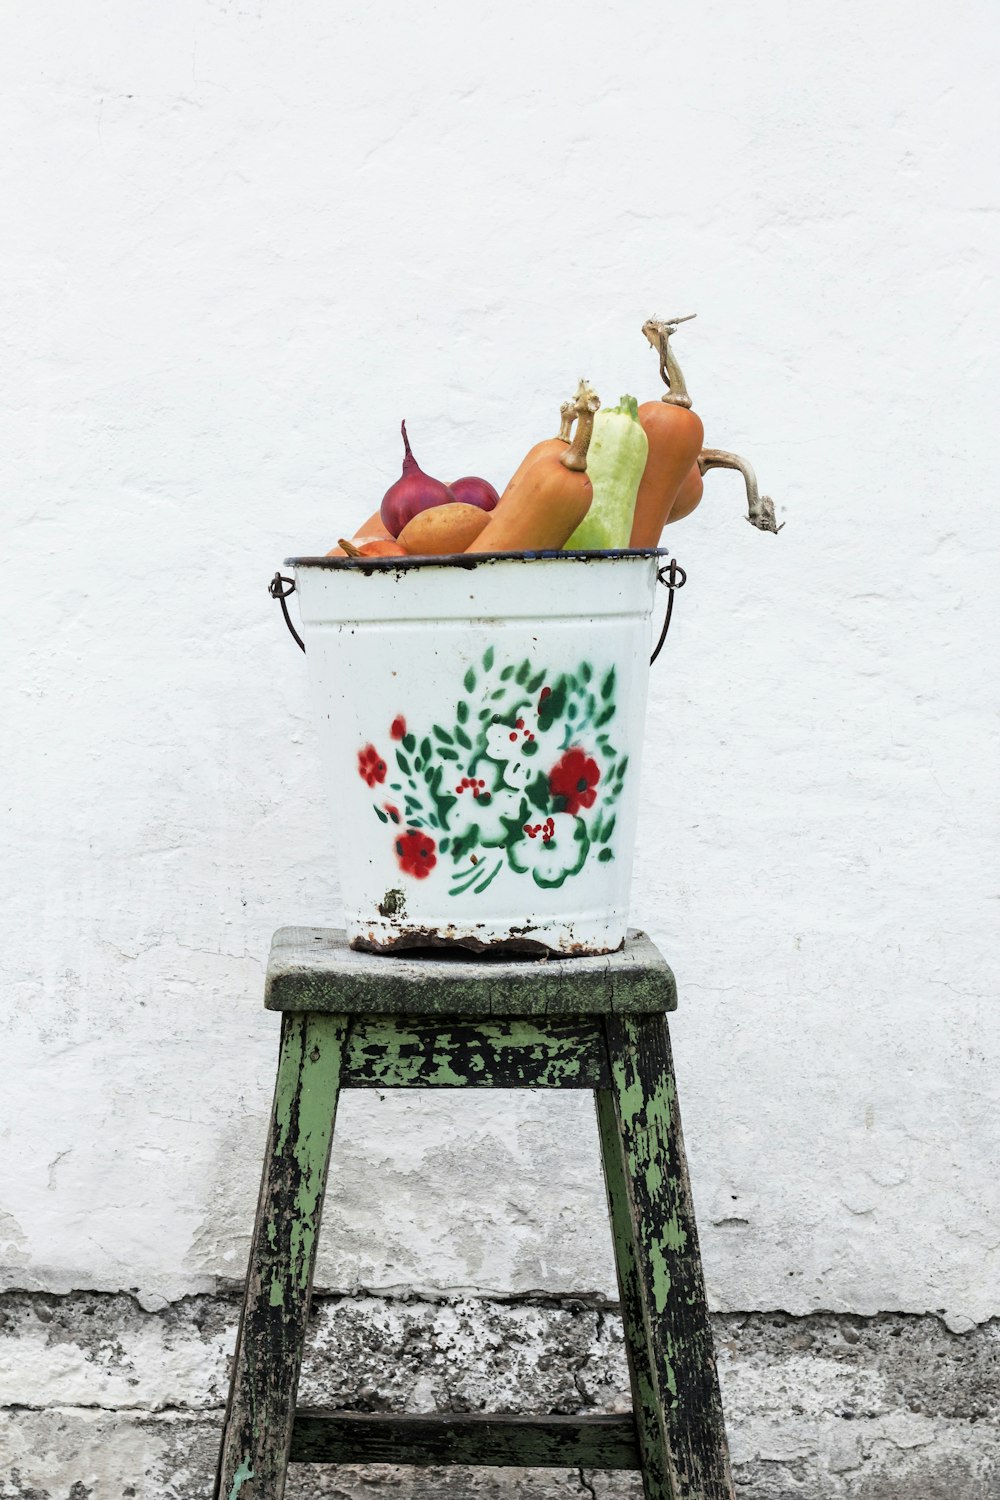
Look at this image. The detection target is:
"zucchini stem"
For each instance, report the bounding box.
[698,448,783,534]
[642,315,696,408]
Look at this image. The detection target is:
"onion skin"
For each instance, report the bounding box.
[449,476,499,512]
[337,536,408,558]
[380,421,455,537]
[356,539,408,557]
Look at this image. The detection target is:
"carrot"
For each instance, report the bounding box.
[665,462,704,525]
[629,317,704,548]
[466,388,599,554]
[398,503,490,555]
[496,388,578,509]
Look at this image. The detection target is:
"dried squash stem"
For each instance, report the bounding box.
[560,382,601,472]
[641,314,697,408]
[698,449,782,534]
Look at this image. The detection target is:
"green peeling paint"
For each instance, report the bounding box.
[221,950,729,1500]
[255,1014,348,1325]
[344,1016,609,1089]
[228,1457,254,1499]
[596,1086,673,1499]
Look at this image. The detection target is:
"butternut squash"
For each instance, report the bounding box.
[466,388,599,554]
[353,508,393,542]
[398,502,490,555]
[665,461,704,525]
[629,317,704,548]
[326,509,393,555]
[496,388,579,509]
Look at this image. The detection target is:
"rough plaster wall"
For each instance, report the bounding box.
[1,1293,998,1498]
[2,0,1000,1473]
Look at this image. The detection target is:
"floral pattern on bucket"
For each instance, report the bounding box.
[357,649,628,895]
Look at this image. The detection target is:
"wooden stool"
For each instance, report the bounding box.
[215,928,734,1500]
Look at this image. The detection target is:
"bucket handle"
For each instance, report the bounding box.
[650,558,687,665]
[269,573,305,652]
[270,559,686,665]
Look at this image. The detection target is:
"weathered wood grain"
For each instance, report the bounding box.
[265,927,676,1017]
[216,931,733,1500]
[596,1086,672,1499]
[342,1015,610,1088]
[601,1014,735,1500]
[215,1013,348,1500]
[289,1410,641,1468]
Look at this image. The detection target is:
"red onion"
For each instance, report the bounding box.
[380,422,456,537]
[449,476,500,512]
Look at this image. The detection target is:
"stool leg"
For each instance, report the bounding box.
[597,1014,734,1500]
[215,1012,349,1500]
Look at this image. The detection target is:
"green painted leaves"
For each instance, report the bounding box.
[367,653,627,893]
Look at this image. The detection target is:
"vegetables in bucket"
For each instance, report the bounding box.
[380,421,457,536]
[467,383,601,553]
[314,312,785,558]
[565,393,649,550]
[630,316,706,548]
[499,390,579,503]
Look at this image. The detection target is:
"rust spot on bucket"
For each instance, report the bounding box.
[377,888,407,918]
[351,924,624,961]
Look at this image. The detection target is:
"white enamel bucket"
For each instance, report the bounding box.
[280,550,677,957]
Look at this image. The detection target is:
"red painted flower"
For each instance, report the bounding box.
[395,829,437,878]
[390,715,407,740]
[358,744,387,787]
[384,803,400,824]
[549,747,600,815]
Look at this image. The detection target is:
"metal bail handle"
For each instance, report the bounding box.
[269,573,305,652]
[650,558,687,665]
[271,560,686,664]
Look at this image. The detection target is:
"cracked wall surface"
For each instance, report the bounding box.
[2,0,999,1495]
[1,1292,998,1498]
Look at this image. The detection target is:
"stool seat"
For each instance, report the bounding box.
[265,925,677,1015]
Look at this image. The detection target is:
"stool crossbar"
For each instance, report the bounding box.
[215,927,734,1500]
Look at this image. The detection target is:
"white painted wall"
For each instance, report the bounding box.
[2,0,998,1331]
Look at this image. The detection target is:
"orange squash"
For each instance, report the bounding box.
[496,390,578,510]
[353,508,393,542]
[467,391,598,554]
[629,317,704,547]
[326,509,394,555]
[665,461,704,525]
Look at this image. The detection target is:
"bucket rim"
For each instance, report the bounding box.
[285,547,673,572]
